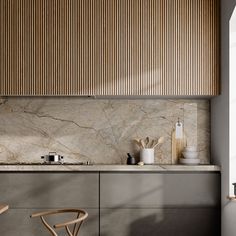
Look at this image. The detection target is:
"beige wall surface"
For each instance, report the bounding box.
[0,98,210,164]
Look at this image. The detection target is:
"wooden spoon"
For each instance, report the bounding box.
[150,139,158,148]
[152,137,164,149]
[140,139,146,149]
[133,139,143,148]
[149,139,155,148]
[145,137,150,148]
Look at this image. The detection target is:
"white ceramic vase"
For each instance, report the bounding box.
[140,148,154,164]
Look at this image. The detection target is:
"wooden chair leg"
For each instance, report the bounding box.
[65,225,73,236]
[40,216,57,236]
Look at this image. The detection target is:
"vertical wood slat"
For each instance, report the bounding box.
[0,0,220,96]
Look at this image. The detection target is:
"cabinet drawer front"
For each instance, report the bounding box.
[100,173,220,208]
[0,208,99,236]
[100,208,220,236]
[0,173,98,208]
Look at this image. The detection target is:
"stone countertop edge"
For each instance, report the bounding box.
[0,164,221,172]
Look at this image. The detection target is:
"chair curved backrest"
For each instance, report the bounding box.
[31,208,88,236]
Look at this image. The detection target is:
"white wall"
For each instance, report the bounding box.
[211,0,236,235]
[230,3,236,196]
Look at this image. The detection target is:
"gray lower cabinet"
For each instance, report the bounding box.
[0,172,220,236]
[0,173,99,236]
[0,173,98,208]
[100,173,221,236]
[100,173,220,208]
[0,208,98,236]
[100,208,220,236]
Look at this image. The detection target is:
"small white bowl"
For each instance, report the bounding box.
[179,158,200,165]
[184,146,197,152]
[182,151,198,159]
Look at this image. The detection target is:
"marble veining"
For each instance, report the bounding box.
[0,98,210,164]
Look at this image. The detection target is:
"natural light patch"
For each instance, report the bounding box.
[230,7,236,196]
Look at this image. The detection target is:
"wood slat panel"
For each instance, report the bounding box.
[0,0,220,96]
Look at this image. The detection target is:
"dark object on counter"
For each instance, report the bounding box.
[233,183,236,195]
[41,152,64,164]
[126,153,136,165]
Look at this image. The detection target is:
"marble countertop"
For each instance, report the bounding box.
[0,164,220,172]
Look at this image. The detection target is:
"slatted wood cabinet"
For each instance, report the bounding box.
[0,0,220,96]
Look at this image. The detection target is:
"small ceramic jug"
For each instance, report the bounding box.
[140,148,154,164]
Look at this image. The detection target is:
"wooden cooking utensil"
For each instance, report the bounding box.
[152,137,164,149]
[145,137,150,148]
[133,139,143,148]
[140,139,146,148]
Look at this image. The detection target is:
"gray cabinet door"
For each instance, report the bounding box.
[0,173,99,236]
[100,208,220,236]
[0,173,98,208]
[100,172,220,236]
[0,208,99,236]
[100,173,220,208]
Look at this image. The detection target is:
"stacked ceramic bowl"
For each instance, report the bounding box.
[179,146,200,165]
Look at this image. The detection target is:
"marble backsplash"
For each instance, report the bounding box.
[0,97,210,164]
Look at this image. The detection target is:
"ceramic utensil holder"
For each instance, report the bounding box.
[140,148,154,164]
